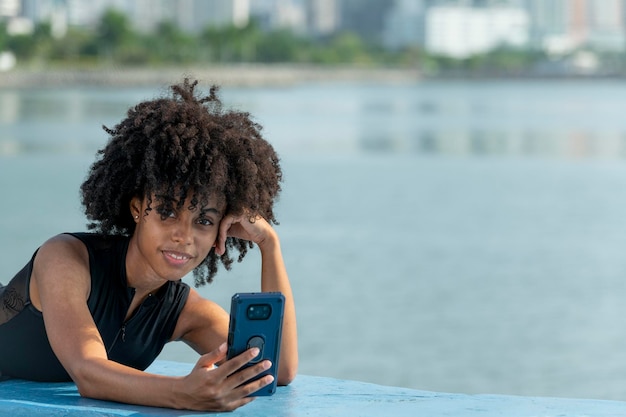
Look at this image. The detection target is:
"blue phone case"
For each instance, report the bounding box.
[227,292,285,396]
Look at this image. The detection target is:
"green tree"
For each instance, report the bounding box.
[96,9,134,60]
[6,35,37,60]
[0,21,8,51]
[221,21,263,62]
[150,21,196,63]
[33,21,52,40]
[329,32,372,64]
[28,21,55,60]
[48,27,94,63]
[255,29,302,63]
[200,22,265,63]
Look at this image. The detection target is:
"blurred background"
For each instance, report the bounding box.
[1,0,626,76]
[3,0,626,402]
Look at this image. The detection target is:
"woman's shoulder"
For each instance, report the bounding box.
[31,235,92,296]
[63,232,128,248]
[37,233,129,266]
[39,233,89,256]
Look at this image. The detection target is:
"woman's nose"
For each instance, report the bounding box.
[172,219,193,244]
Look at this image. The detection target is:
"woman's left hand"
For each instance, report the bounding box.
[213,210,299,386]
[214,212,274,256]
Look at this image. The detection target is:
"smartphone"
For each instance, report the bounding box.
[226,292,285,396]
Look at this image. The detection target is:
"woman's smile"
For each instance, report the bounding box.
[162,249,194,267]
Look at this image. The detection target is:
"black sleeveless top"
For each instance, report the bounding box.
[0,233,190,382]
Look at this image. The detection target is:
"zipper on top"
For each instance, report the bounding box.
[107,292,155,354]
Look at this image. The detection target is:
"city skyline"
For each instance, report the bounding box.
[1,0,626,58]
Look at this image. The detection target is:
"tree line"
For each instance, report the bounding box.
[0,9,395,67]
[1,8,620,77]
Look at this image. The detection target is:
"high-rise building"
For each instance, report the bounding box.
[382,0,426,50]
[425,3,529,58]
[305,0,339,37]
[249,0,306,32]
[0,0,20,17]
[586,0,625,51]
[527,0,625,54]
[17,0,252,34]
[526,0,570,54]
[122,0,170,33]
[20,0,67,37]
[338,0,394,43]
[174,0,249,32]
[64,0,109,27]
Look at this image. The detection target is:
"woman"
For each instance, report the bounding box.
[0,79,298,412]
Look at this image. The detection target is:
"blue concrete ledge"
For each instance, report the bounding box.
[1,361,626,416]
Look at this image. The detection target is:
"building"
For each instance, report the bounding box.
[338,0,394,43]
[16,0,251,34]
[527,0,587,54]
[6,0,626,57]
[425,4,530,58]
[0,0,20,17]
[586,0,625,51]
[382,0,426,50]
[174,0,249,32]
[306,0,339,37]
[527,0,626,55]
[249,0,306,33]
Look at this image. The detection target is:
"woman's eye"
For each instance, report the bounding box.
[197,218,213,226]
[159,210,176,220]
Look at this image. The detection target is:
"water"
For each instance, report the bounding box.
[2,79,626,401]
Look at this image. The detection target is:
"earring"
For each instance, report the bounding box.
[134,215,139,219]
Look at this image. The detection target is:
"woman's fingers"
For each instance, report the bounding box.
[194,342,227,370]
[226,358,272,387]
[214,348,270,380]
[214,215,230,255]
[216,213,271,255]
[230,371,274,398]
[182,347,273,411]
[195,346,272,384]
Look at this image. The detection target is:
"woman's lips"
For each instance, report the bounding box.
[162,250,192,266]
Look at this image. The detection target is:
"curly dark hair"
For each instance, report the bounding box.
[80,78,282,286]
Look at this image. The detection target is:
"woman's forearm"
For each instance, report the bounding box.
[73,358,184,409]
[258,233,298,385]
[72,345,264,411]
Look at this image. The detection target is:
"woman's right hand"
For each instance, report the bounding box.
[173,342,274,411]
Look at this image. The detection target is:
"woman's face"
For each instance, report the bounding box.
[128,193,225,283]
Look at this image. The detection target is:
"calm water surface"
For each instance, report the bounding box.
[2,80,626,400]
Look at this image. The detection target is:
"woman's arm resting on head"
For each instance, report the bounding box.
[30,235,270,411]
[257,231,298,385]
[216,215,299,385]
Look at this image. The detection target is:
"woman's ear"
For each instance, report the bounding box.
[130,197,142,222]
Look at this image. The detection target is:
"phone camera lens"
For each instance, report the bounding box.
[247,304,272,320]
